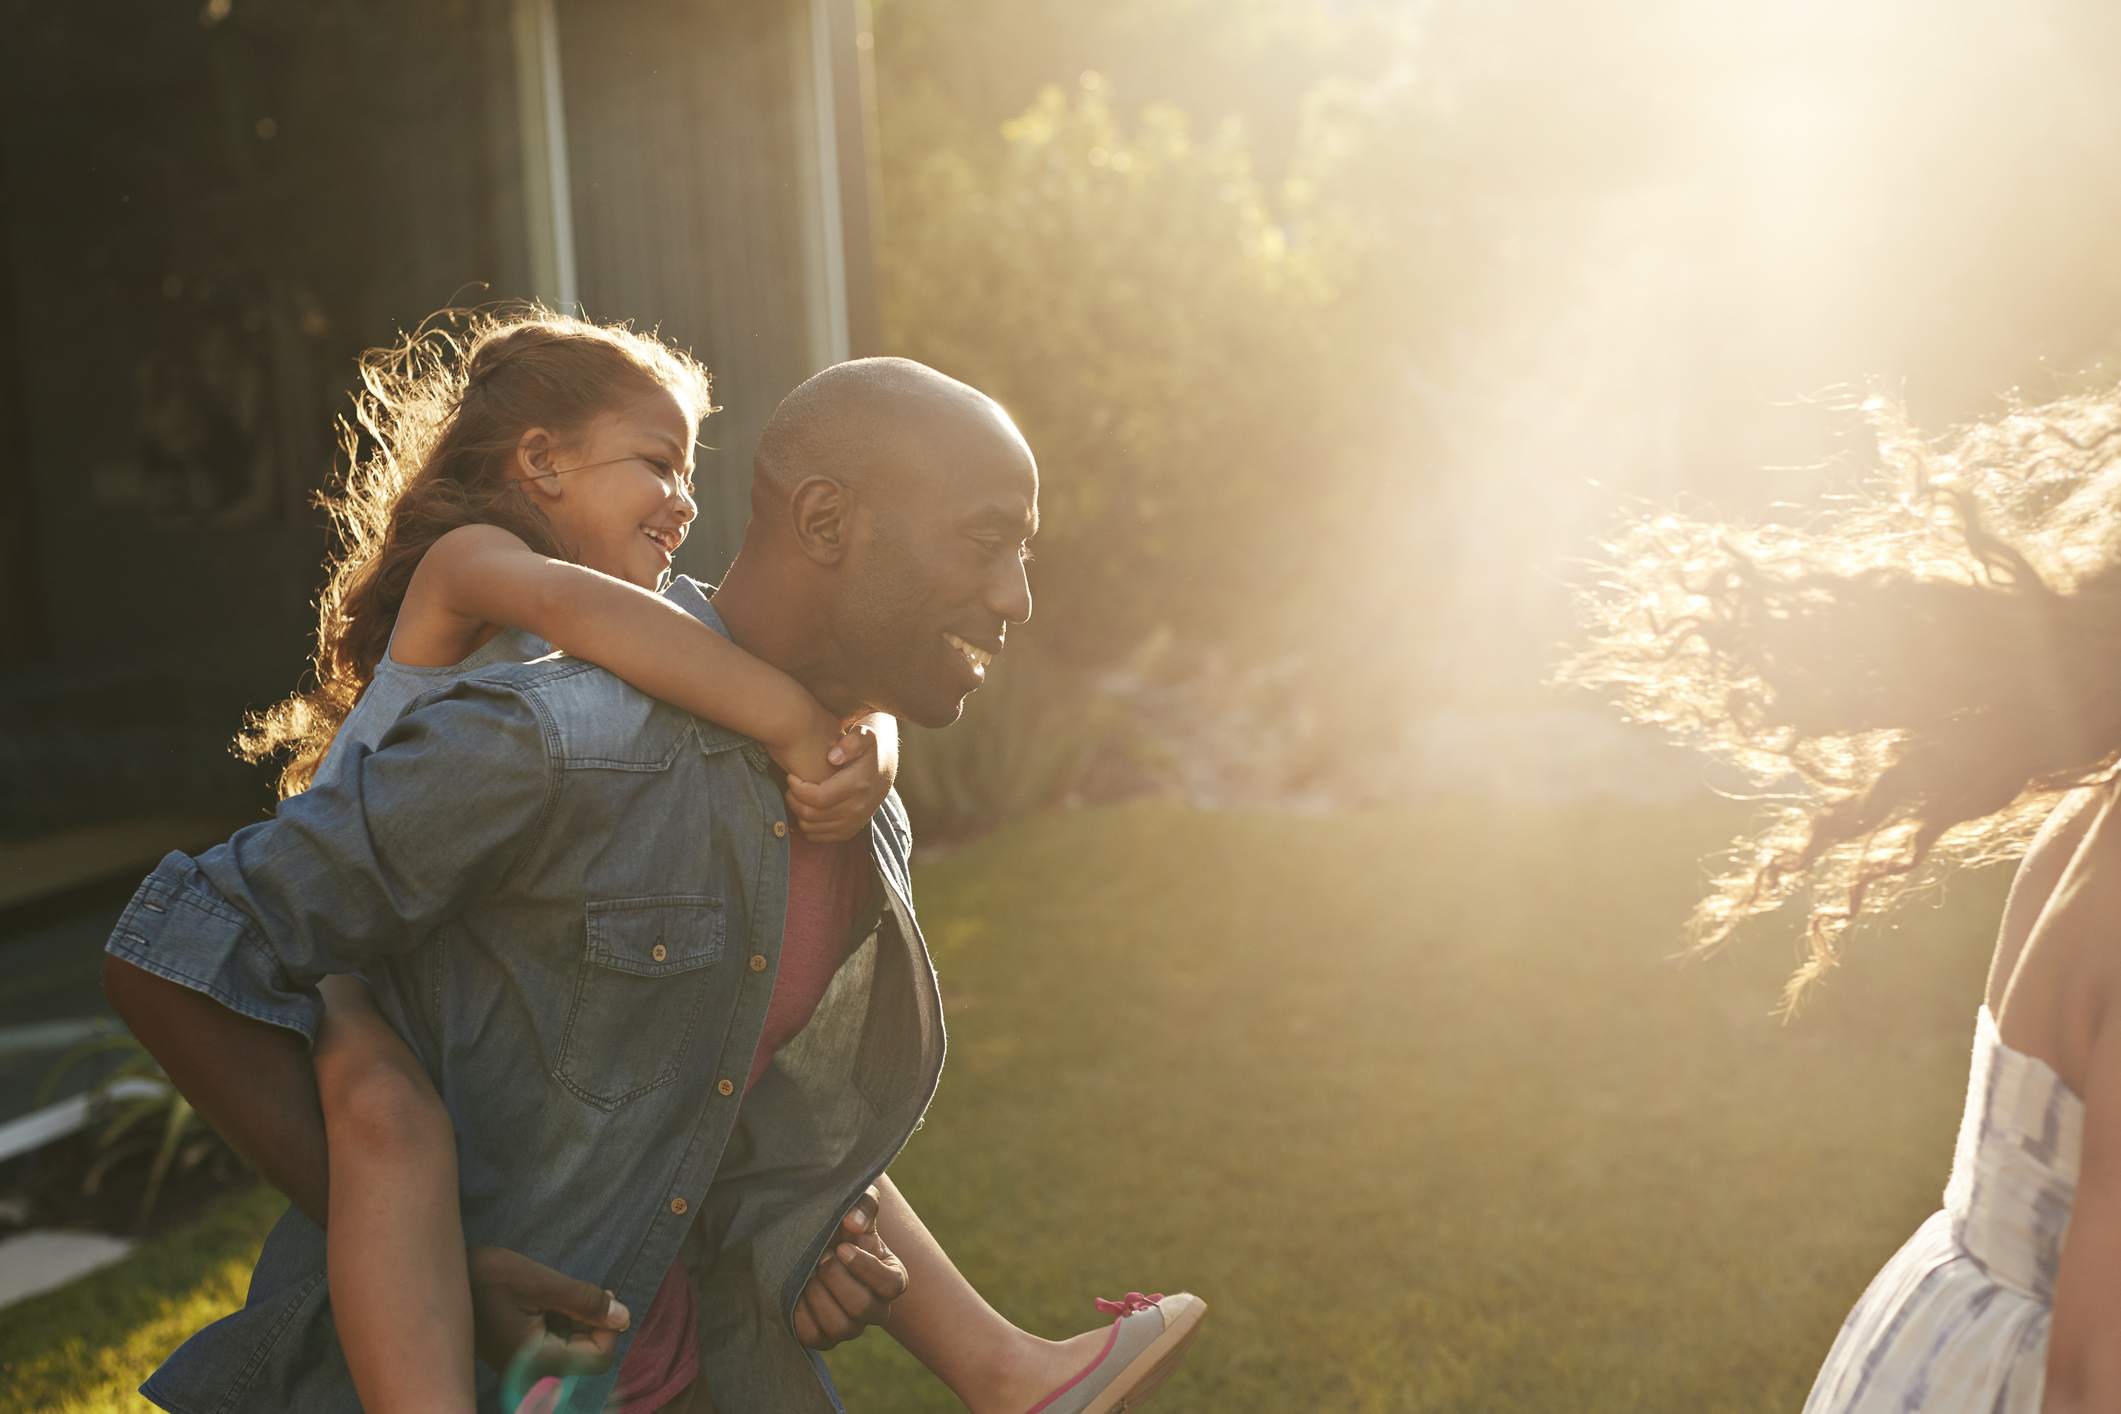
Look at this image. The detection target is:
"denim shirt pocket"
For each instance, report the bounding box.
[556,896,726,1111]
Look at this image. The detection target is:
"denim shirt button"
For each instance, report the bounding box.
[651,943,668,962]
[716,1078,735,1097]
[670,1196,688,1216]
[771,820,788,839]
[749,953,767,972]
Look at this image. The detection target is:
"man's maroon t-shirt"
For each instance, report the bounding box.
[603,830,876,1412]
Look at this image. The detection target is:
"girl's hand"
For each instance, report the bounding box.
[784,723,892,844]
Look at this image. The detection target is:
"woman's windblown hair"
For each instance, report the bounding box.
[1561,390,2121,1007]
[236,305,711,798]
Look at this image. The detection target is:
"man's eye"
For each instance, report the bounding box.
[978,537,1034,564]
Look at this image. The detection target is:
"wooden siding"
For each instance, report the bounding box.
[557,0,848,580]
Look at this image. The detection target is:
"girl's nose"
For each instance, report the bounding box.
[672,480,698,525]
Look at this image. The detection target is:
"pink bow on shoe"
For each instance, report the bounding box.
[1093,1291,1165,1317]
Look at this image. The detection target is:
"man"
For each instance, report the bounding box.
[102,358,1039,1412]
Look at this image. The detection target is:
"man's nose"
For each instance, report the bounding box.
[990,555,1032,626]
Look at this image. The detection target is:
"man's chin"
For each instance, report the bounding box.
[901,692,968,731]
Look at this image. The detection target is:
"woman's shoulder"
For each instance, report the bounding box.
[1992,782,2121,1082]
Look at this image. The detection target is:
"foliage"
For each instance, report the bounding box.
[40,1029,240,1232]
[874,0,2121,727]
[895,640,1129,843]
[15,802,1999,1410]
[881,74,1378,669]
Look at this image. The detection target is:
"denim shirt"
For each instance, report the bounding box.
[103,577,945,1414]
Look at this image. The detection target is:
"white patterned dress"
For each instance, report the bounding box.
[1804,1007,2082,1412]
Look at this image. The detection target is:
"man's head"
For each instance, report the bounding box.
[742,357,1038,728]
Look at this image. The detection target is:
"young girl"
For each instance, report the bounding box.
[242,307,1203,1414]
[1565,388,2121,1412]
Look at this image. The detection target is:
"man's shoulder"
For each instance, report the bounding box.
[470,657,701,770]
[407,578,728,768]
[405,655,696,771]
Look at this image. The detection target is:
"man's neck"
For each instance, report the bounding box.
[711,551,868,721]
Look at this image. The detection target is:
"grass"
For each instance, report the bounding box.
[0,1185,284,1412]
[2,800,2002,1411]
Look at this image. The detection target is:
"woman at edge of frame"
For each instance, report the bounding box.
[1563,386,2121,1413]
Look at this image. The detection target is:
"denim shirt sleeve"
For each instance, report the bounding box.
[104,679,558,1043]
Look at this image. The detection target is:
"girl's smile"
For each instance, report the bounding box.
[523,386,700,590]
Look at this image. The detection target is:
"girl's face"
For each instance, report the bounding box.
[527,385,700,590]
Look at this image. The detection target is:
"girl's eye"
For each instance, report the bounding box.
[643,458,675,478]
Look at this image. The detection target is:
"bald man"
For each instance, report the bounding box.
[102,359,1037,1414]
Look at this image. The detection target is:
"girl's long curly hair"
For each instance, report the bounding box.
[1561,388,2121,1009]
[236,305,712,798]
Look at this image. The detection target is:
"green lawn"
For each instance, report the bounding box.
[2,801,2000,1412]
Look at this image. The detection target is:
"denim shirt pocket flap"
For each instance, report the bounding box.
[585,897,725,977]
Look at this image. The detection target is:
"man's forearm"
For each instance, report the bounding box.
[102,955,330,1223]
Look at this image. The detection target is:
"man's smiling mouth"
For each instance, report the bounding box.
[942,632,995,677]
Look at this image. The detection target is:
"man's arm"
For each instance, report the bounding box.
[101,680,554,1211]
[102,682,631,1371]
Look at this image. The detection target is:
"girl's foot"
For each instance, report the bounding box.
[999,1292,1207,1414]
[976,1326,1114,1414]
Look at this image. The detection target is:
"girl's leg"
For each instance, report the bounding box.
[315,974,477,1414]
[872,1173,1114,1413]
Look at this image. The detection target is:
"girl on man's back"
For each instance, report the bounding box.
[238,307,1204,1413]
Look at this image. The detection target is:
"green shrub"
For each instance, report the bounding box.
[882,78,1359,668]
[896,641,1133,842]
[40,1030,239,1231]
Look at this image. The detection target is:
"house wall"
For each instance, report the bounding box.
[555,0,855,580]
[0,0,876,834]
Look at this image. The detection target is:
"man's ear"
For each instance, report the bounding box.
[790,476,852,564]
[515,427,563,500]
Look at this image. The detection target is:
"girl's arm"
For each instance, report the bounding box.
[406,524,845,782]
[315,976,477,1414]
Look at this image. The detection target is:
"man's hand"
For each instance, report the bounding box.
[765,701,848,788]
[784,723,889,844]
[793,1186,910,1349]
[468,1245,632,1381]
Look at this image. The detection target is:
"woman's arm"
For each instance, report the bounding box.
[2040,799,2121,1412]
[409,524,845,782]
[2043,1008,2121,1409]
[315,976,477,1414]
